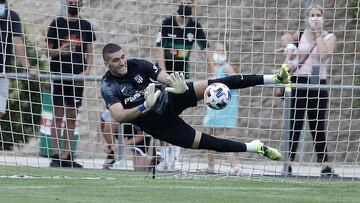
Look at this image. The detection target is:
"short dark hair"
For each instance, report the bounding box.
[102,43,122,61]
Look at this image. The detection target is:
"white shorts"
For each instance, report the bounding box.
[0,77,9,113]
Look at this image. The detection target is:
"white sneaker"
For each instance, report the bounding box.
[112,159,128,170]
[156,161,168,172]
[227,167,240,176]
[197,166,215,174]
[156,161,182,172]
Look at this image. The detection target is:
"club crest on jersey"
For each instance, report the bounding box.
[187,33,194,42]
[133,74,143,83]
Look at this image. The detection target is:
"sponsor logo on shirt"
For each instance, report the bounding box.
[124,90,145,105]
[187,33,194,42]
[167,33,176,38]
[60,34,81,48]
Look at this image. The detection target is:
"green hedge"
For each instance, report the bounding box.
[348,0,359,20]
[0,35,48,150]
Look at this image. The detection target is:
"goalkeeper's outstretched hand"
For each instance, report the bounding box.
[143,83,161,113]
[165,72,189,94]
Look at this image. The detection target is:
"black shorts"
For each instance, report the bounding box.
[133,82,198,148]
[52,80,84,108]
[121,123,149,154]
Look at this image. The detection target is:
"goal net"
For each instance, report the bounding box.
[0,0,359,181]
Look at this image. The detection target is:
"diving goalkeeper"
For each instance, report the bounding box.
[100,43,290,160]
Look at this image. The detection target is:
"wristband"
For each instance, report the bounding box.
[138,104,146,113]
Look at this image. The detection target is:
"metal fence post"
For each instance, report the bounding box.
[282,87,292,176]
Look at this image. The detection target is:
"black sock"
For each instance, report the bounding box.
[208,75,264,89]
[198,132,247,152]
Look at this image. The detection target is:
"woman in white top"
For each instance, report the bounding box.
[278,5,337,177]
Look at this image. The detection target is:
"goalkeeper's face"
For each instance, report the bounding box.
[105,50,128,77]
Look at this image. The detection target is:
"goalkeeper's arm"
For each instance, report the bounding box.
[109,83,161,123]
[108,103,142,123]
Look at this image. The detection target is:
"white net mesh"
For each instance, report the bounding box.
[0,0,359,181]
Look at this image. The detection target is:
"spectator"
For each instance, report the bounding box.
[100,110,160,171]
[100,43,287,165]
[0,0,37,121]
[155,0,215,171]
[203,42,239,174]
[277,5,337,177]
[46,0,96,168]
[155,0,215,78]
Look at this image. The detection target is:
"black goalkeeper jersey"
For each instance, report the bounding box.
[101,58,198,148]
[100,58,161,110]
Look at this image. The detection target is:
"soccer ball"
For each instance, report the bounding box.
[204,83,231,110]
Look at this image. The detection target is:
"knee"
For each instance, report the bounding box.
[0,112,5,119]
[191,131,202,149]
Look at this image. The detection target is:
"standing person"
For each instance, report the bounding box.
[100,43,288,164]
[155,0,214,78]
[46,0,96,168]
[0,0,37,121]
[203,42,239,174]
[155,0,215,170]
[277,5,337,177]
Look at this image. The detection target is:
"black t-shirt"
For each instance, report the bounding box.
[0,10,22,73]
[47,17,96,74]
[100,59,161,110]
[156,16,207,75]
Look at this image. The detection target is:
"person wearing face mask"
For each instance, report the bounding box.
[276,5,337,178]
[0,0,37,122]
[46,0,96,168]
[202,42,239,174]
[154,0,215,171]
[155,0,214,79]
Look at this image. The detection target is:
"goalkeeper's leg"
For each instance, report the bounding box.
[192,131,281,161]
[193,67,290,101]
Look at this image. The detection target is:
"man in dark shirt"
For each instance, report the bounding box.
[155,0,215,79]
[155,0,215,170]
[46,0,96,168]
[100,43,290,162]
[0,0,37,121]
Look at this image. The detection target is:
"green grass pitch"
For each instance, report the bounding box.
[0,166,359,203]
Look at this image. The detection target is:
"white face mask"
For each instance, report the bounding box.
[213,53,227,63]
[309,16,323,30]
[0,4,5,17]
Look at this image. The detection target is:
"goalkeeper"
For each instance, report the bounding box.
[100,43,290,160]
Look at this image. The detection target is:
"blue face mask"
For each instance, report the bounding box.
[0,4,5,17]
